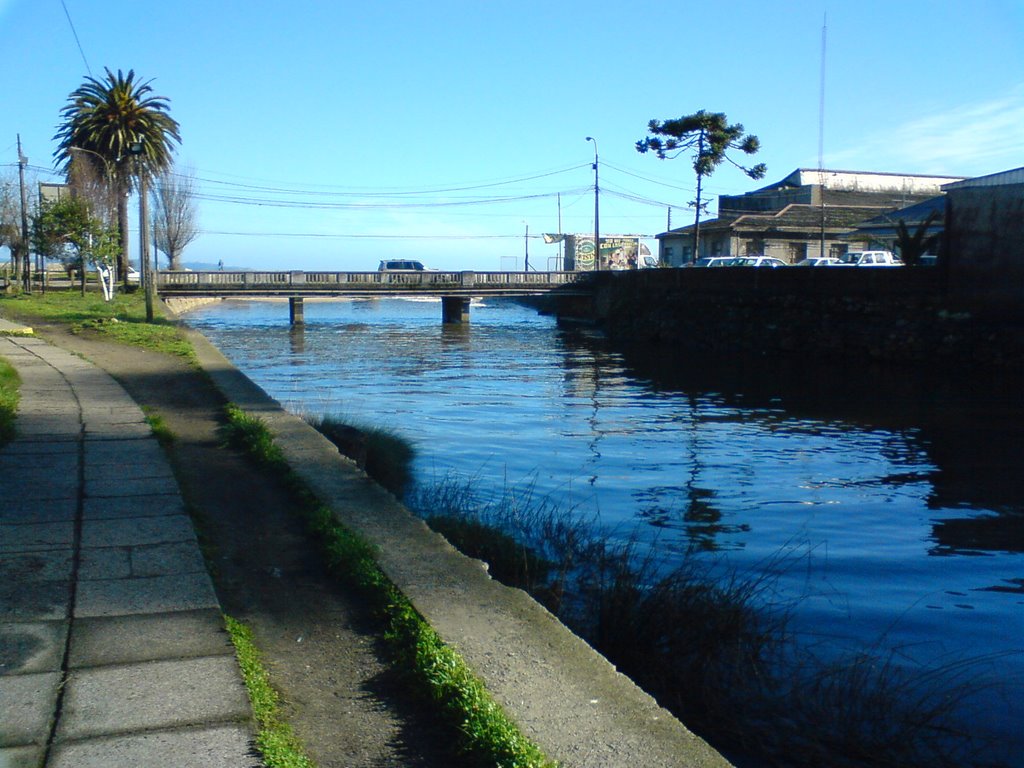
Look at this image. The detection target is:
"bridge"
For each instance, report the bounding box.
[156,269,593,324]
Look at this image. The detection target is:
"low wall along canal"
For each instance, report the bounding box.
[575,266,1024,370]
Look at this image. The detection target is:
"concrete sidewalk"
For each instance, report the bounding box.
[0,324,259,767]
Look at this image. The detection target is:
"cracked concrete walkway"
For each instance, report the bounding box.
[0,325,260,768]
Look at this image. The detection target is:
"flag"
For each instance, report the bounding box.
[542,233,565,244]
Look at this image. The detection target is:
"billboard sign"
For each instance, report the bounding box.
[559,235,652,271]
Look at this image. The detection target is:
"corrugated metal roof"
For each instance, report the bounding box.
[857,195,946,227]
[658,204,888,237]
[943,167,1024,190]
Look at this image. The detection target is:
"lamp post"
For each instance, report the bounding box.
[523,221,530,272]
[128,142,154,322]
[586,136,600,270]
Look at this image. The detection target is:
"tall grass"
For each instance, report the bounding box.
[410,475,597,610]
[303,413,415,498]
[409,473,1011,768]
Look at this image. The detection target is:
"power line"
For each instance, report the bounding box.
[198,229,659,240]
[59,0,92,76]
[190,188,592,210]
[189,162,590,198]
[200,230,529,239]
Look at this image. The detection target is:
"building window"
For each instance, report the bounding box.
[711,240,723,255]
[664,246,674,261]
[682,246,692,262]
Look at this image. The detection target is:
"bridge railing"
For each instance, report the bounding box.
[157,270,590,292]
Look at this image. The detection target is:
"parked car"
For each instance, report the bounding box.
[837,250,902,267]
[378,259,430,272]
[795,257,842,267]
[731,256,787,268]
[689,256,736,267]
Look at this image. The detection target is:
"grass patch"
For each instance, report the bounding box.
[303,413,416,498]
[224,615,316,768]
[0,356,20,445]
[222,405,554,768]
[223,404,285,465]
[142,406,174,447]
[410,474,1011,768]
[0,289,196,363]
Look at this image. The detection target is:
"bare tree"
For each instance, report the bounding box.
[152,165,199,270]
[1,171,33,282]
[67,153,118,230]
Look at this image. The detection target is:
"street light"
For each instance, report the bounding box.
[127,142,154,322]
[523,220,530,272]
[586,136,600,270]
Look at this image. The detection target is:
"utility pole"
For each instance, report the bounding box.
[692,133,704,264]
[17,135,31,293]
[586,136,600,270]
[129,141,154,322]
[557,193,563,269]
[140,170,154,321]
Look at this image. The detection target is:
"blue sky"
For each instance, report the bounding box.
[2,0,1022,271]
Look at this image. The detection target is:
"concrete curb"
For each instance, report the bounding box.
[185,326,733,768]
[0,317,34,336]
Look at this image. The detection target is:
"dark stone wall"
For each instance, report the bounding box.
[945,184,1024,311]
[565,268,1024,371]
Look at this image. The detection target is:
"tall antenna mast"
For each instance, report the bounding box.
[818,14,827,171]
[818,14,827,258]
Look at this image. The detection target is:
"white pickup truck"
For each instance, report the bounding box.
[838,250,903,267]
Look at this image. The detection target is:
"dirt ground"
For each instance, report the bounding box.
[32,321,461,768]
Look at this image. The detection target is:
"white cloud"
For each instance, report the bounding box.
[827,85,1024,177]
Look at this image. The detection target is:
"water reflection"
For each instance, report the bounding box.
[931,512,1024,556]
[583,331,1024,558]
[288,325,305,355]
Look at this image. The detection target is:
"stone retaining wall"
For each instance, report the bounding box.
[576,269,1024,370]
[163,297,223,316]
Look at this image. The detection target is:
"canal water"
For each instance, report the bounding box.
[185,296,1023,759]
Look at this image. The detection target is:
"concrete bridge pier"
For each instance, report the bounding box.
[289,297,305,325]
[442,296,471,324]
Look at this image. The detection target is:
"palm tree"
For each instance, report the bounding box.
[53,68,181,284]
